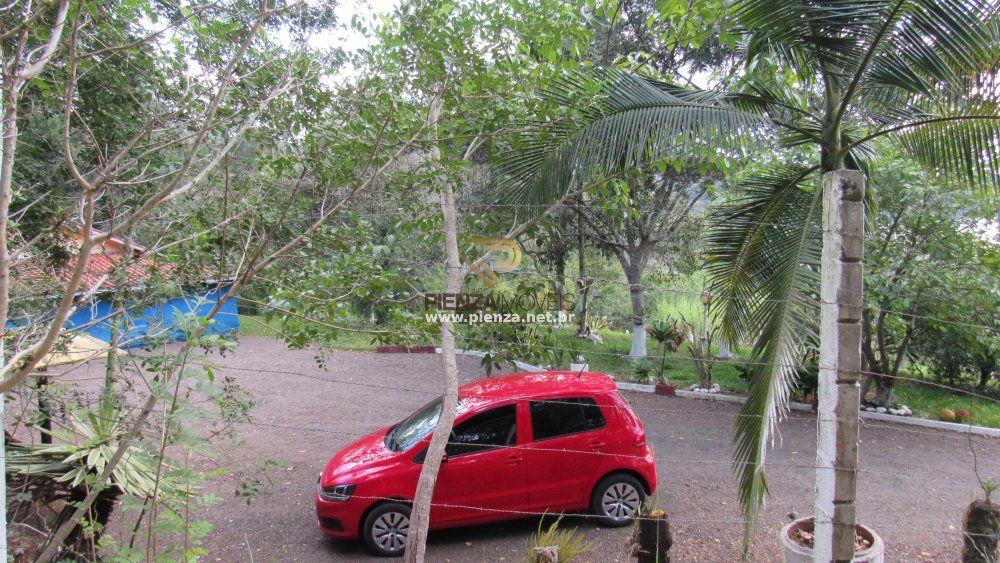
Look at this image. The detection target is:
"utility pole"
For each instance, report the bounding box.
[813,170,865,562]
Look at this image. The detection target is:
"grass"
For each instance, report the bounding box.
[525,515,594,562]
[240,316,1000,428]
[547,329,749,393]
[895,384,1000,429]
[238,314,378,351]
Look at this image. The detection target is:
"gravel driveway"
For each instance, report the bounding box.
[33,335,1000,561]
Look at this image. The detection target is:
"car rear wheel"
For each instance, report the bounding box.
[362,502,411,557]
[590,474,645,527]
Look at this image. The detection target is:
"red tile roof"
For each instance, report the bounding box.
[14,233,175,296]
[16,250,174,294]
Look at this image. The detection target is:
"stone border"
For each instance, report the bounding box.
[375,345,437,353]
[617,381,1000,438]
[447,348,1000,438]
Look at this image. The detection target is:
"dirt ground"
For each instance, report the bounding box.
[21,335,1000,561]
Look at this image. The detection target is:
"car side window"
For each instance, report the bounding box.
[530,397,606,441]
[445,404,517,457]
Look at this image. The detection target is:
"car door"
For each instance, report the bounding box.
[524,397,609,511]
[429,402,528,527]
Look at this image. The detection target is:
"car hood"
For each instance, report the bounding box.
[321,427,400,486]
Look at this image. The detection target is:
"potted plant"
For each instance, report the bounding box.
[649,320,682,395]
[779,516,885,563]
[961,478,998,562]
[679,292,717,392]
[654,372,676,396]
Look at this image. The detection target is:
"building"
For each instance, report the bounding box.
[14,228,239,348]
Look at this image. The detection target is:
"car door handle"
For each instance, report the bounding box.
[506,453,523,465]
[587,439,606,448]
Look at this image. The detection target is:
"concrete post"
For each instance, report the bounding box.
[814,170,865,562]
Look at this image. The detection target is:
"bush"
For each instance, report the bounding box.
[632,359,655,384]
[737,356,819,400]
[911,323,998,391]
[526,515,594,562]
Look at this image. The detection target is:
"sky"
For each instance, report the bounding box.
[277,0,398,55]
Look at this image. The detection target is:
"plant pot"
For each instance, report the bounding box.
[655,383,676,396]
[779,516,884,563]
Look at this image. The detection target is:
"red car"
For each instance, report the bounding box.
[315,371,657,556]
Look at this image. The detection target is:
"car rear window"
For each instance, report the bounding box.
[529,397,605,441]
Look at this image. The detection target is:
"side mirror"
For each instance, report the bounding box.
[440,452,449,463]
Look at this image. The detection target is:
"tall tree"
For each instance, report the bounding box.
[496,0,999,552]
[577,167,711,357]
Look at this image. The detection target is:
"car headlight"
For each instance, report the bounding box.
[319,483,356,502]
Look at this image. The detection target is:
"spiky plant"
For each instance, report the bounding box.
[497,0,999,550]
[6,403,191,552]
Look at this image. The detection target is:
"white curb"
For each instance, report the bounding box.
[616,382,1000,437]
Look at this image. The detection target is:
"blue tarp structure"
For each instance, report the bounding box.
[66,282,239,348]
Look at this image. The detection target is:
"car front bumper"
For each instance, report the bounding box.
[315,493,365,539]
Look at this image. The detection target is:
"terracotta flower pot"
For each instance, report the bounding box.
[779,516,884,563]
[654,383,676,396]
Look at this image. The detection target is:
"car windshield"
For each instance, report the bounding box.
[385,397,465,452]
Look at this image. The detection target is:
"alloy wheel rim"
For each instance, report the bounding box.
[372,511,409,553]
[601,482,640,521]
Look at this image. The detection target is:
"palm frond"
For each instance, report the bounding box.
[494,69,766,205]
[887,101,1000,190]
[861,0,997,101]
[736,0,894,72]
[704,164,823,552]
[704,163,820,345]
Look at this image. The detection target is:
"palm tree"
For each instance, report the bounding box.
[497,0,999,549]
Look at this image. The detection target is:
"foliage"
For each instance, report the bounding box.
[525,515,594,562]
[496,0,999,543]
[859,154,999,405]
[632,358,655,384]
[912,324,999,391]
[649,319,683,382]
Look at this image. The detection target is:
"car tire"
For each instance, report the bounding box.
[590,473,645,527]
[362,502,412,557]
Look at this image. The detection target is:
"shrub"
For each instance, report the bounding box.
[588,316,611,332]
[632,359,655,384]
[526,515,594,562]
[736,356,819,400]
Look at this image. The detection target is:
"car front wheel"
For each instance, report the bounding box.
[362,502,411,557]
[590,474,645,527]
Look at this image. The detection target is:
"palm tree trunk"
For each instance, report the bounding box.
[813,169,865,562]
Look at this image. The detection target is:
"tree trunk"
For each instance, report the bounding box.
[978,368,992,392]
[403,95,462,563]
[0,87,18,333]
[869,376,897,408]
[625,264,646,358]
[813,170,865,563]
[576,205,589,335]
[554,246,566,313]
[0,70,18,563]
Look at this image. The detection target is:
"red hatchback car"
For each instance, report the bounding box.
[315,371,657,556]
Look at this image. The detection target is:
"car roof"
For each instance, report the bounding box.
[458,371,616,408]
